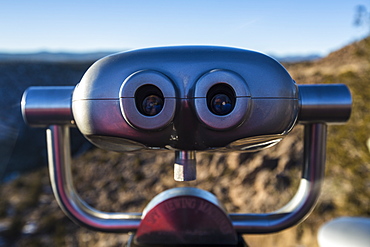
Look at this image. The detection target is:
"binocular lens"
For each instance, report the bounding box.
[135,85,165,116]
[207,83,235,116]
[142,95,164,116]
[211,94,232,115]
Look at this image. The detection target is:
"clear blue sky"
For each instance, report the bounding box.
[0,0,369,56]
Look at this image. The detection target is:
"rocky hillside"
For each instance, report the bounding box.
[284,36,370,226]
[0,38,369,247]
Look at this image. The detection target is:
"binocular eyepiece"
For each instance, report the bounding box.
[22,46,351,151]
[22,46,351,181]
[135,83,235,117]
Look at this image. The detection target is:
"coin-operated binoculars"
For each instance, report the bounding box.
[22,46,351,246]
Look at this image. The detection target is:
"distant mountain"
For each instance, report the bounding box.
[0,51,120,62]
[273,54,322,63]
[285,36,370,82]
[0,50,321,63]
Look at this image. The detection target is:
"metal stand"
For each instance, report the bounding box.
[46,123,326,244]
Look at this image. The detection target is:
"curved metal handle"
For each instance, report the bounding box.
[47,125,141,233]
[230,123,327,233]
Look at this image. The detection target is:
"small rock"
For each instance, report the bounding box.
[22,221,38,235]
